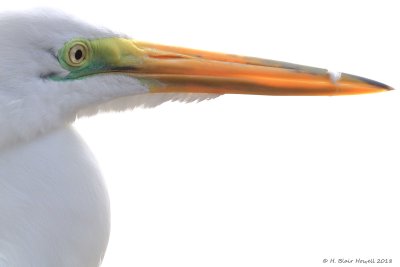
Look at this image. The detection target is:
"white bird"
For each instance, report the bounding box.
[0,10,392,267]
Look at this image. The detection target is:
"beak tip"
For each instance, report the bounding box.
[348,73,393,91]
[339,73,394,95]
[384,85,395,91]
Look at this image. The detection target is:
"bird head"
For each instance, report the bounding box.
[0,10,392,148]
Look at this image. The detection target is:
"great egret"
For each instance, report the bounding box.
[0,10,392,266]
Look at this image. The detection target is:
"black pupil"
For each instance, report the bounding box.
[75,49,83,60]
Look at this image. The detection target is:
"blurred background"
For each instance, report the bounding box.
[1,1,399,266]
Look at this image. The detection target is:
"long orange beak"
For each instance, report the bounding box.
[59,38,393,96]
[128,41,393,96]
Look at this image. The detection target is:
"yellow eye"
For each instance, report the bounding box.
[68,43,88,66]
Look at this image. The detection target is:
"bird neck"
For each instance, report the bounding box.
[0,126,110,266]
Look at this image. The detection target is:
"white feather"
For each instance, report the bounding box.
[0,10,218,147]
[0,10,218,266]
[0,127,110,266]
